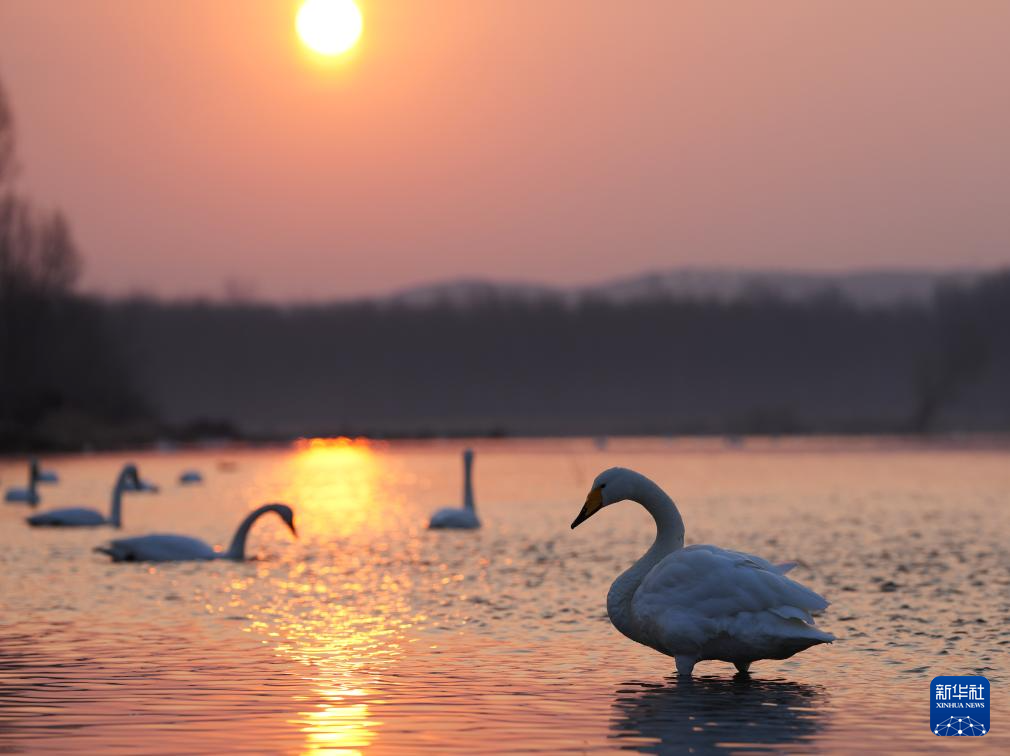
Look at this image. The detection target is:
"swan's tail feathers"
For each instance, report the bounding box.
[775,561,797,574]
[784,578,831,615]
[768,591,836,646]
[801,586,831,616]
[769,605,814,624]
[776,629,835,658]
[804,627,836,645]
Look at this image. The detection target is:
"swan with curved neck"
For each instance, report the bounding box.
[5,459,50,506]
[571,467,833,676]
[428,449,480,529]
[96,503,297,562]
[26,464,152,528]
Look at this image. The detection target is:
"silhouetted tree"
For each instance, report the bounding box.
[909,305,988,433]
[0,78,14,184]
[909,272,1010,432]
[0,73,147,450]
[102,272,1009,438]
[0,199,81,296]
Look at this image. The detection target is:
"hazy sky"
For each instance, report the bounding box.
[1,1,1008,301]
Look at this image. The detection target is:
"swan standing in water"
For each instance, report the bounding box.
[571,468,833,676]
[26,464,154,528]
[428,449,480,529]
[5,459,57,505]
[96,503,296,562]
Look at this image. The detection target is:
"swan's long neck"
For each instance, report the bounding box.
[226,504,280,560]
[109,467,131,527]
[606,475,685,636]
[462,452,475,511]
[28,461,39,498]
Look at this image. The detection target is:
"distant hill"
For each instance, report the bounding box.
[386,279,561,308]
[386,268,985,309]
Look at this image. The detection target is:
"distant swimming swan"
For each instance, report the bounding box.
[96,503,297,562]
[571,468,834,676]
[26,464,153,528]
[5,458,60,506]
[36,467,59,484]
[428,449,480,529]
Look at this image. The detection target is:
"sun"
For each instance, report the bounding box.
[296,0,363,57]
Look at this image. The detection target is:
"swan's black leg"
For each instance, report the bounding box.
[675,656,697,676]
[734,661,751,675]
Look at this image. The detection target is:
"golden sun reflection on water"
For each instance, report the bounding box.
[266,596,417,754]
[286,436,392,538]
[242,582,408,754]
[251,438,418,754]
[301,697,372,756]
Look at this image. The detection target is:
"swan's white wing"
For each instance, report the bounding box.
[428,507,480,529]
[99,534,217,562]
[27,507,105,526]
[684,545,799,579]
[630,544,833,660]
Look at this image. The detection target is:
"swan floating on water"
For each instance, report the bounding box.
[571,468,833,676]
[428,449,480,529]
[26,464,154,528]
[179,470,203,485]
[37,467,59,484]
[5,459,58,505]
[96,503,297,562]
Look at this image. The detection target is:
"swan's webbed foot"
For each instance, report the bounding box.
[675,656,697,677]
[733,661,751,676]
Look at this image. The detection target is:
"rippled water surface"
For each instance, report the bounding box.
[1,438,1008,754]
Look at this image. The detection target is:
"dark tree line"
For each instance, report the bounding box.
[907,274,1009,433]
[0,77,147,450]
[106,272,1010,440]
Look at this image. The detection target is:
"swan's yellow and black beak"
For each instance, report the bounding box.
[571,486,604,529]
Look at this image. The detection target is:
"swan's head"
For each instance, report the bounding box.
[571,467,639,529]
[272,503,298,537]
[121,464,158,492]
[123,464,141,488]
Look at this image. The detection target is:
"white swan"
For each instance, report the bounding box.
[96,503,296,562]
[179,470,203,485]
[4,459,57,505]
[37,467,59,484]
[428,449,480,529]
[26,464,152,528]
[571,468,834,676]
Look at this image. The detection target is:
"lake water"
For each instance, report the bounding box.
[1,437,1007,754]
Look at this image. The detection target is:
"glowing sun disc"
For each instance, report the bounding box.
[297,0,363,56]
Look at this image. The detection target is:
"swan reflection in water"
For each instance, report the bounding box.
[611,675,828,754]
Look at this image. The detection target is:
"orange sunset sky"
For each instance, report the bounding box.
[0,1,1008,301]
